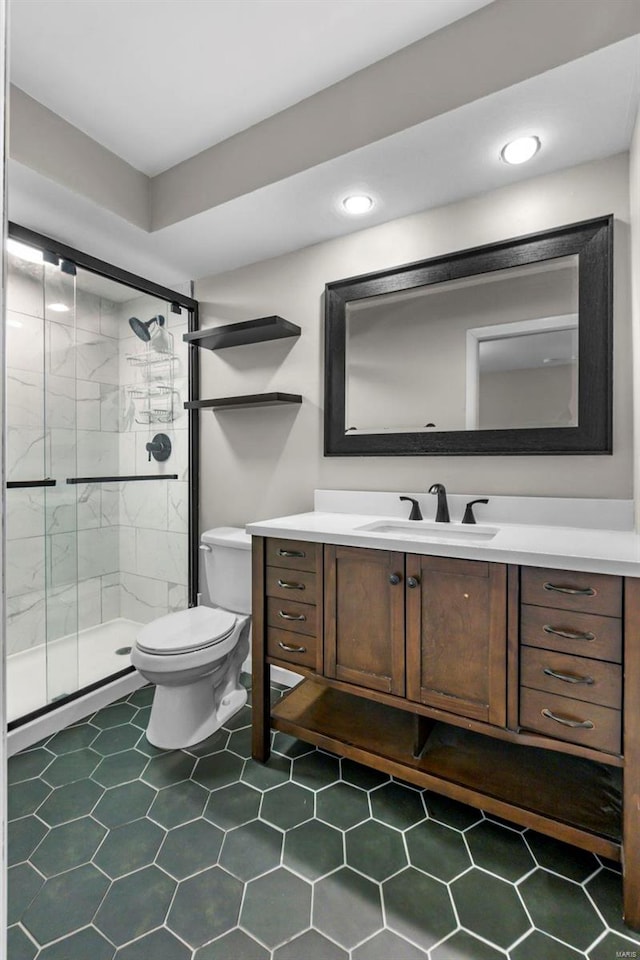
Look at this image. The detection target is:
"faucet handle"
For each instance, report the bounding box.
[399,496,423,521]
[462,498,489,525]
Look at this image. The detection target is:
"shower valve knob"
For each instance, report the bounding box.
[145,433,172,463]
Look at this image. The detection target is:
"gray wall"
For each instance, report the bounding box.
[195,153,632,534]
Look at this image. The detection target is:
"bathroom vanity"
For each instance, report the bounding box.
[249,493,640,931]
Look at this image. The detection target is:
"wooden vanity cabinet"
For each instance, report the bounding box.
[252,536,640,931]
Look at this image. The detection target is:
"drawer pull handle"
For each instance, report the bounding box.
[543,625,595,642]
[277,579,305,590]
[278,641,307,654]
[541,708,594,729]
[278,610,306,622]
[543,667,594,685]
[278,549,306,558]
[543,582,596,597]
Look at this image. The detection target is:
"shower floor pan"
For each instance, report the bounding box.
[7,617,142,723]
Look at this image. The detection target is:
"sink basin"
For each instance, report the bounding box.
[355,520,498,543]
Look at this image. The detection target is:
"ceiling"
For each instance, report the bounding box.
[6,1,640,288]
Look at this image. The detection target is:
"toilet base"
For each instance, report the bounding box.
[146,678,247,749]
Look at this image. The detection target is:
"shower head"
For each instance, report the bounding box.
[128,315,165,342]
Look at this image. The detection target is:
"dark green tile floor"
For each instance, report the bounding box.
[7,677,640,959]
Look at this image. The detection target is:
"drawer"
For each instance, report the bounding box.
[267,627,317,669]
[266,597,319,637]
[520,646,622,709]
[520,604,622,663]
[521,567,622,618]
[266,567,317,605]
[266,538,320,573]
[520,686,621,755]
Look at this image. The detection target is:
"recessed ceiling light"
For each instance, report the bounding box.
[48,303,70,313]
[342,195,374,215]
[6,238,43,264]
[500,136,541,165]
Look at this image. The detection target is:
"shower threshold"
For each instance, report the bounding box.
[7,617,143,724]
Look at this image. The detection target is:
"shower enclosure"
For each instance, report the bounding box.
[5,225,198,725]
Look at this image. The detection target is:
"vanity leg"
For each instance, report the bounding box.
[623,577,640,930]
[251,537,271,762]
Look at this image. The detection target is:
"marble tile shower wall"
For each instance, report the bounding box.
[116,294,189,625]
[6,256,123,656]
[6,260,189,658]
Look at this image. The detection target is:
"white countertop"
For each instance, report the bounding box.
[246,492,640,576]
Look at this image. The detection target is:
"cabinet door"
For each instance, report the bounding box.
[406,555,507,725]
[324,545,405,695]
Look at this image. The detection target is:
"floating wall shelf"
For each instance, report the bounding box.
[185,392,302,411]
[183,316,301,351]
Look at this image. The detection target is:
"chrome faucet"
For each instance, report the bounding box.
[428,483,450,523]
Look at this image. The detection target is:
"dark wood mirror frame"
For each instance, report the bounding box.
[324,215,613,457]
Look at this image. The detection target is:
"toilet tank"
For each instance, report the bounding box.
[201,526,252,614]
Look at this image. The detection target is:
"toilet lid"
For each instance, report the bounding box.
[136,606,238,655]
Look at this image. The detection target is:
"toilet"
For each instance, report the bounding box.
[131,526,251,749]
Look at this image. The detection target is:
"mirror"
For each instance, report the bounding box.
[325,216,612,456]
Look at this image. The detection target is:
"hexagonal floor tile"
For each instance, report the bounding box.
[510,929,584,960]
[46,723,98,755]
[37,779,103,827]
[423,791,482,829]
[36,926,115,960]
[219,819,282,881]
[194,928,269,959]
[41,748,101,787]
[92,724,142,756]
[130,705,152,731]
[526,830,600,883]
[260,781,314,830]
[405,819,471,882]
[92,817,165,879]
[431,930,506,960]
[227,727,253,759]
[8,815,48,866]
[167,866,243,948]
[352,929,428,960]
[588,931,640,960]
[316,781,370,830]
[314,866,382,949]
[284,819,344,880]
[8,863,44,925]
[273,929,348,959]
[383,867,455,951]
[22,863,110,946]
[519,869,605,952]
[586,868,637,940]
[185,729,229,758]
[114,926,191,959]
[8,779,51,820]
[272,732,315,759]
[242,755,291,791]
[8,748,52,784]
[370,783,425,831]
[223,704,252,731]
[451,868,531,950]
[31,816,106,877]
[94,865,176,946]
[149,780,208,828]
[346,820,407,881]
[142,751,195,788]
[92,750,149,787]
[92,702,138,729]
[135,733,165,758]
[157,819,225,880]
[241,867,312,949]
[192,751,245,791]
[7,924,38,960]
[93,781,156,829]
[466,820,535,882]
[292,751,340,791]
[204,782,261,830]
[341,759,389,792]
[127,686,155,707]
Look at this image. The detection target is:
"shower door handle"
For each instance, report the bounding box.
[6,479,56,488]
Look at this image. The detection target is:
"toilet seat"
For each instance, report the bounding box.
[136,606,238,656]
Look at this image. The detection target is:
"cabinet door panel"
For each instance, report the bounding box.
[406,555,507,725]
[324,545,405,695]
